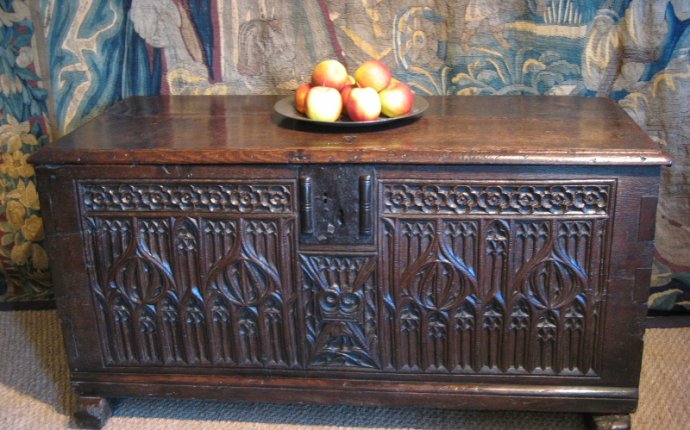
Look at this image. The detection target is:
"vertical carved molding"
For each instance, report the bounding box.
[107,293,136,364]
[207,294,234,364]
[482,220,509,299]
[452,301,476,371]
[136,306,160,364]
[158,296,184,364]
[480,299,504,371]
[174,218,200,298]
[380,218,397,371]
[562,299,585,372]
[479,220,509,371]
[506,299,530,372]
[237,307,260,365]
[182,296,209,364]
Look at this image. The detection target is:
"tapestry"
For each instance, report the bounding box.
[0,0,51,303]
[8,0,690,306]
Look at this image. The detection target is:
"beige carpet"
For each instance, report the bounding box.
[0,311,687,430]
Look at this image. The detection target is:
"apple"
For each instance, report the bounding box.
[311,59,349,90]
[346,87,381,121]
[346,75,356,85]
[306,86,343,122]
[294,82,312,113]
[340,84,355,109]
[379,81,414,118]
[354,59,391,92]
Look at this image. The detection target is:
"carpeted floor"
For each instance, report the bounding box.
[0,311,687,430]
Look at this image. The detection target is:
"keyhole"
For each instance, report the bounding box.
[323,192,328,204]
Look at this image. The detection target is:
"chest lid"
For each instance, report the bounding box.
[30,95,671,167]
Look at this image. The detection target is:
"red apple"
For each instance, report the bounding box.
[294,82,312,114]
[354,60,391,92]
[379,81,414,118]
[306,86,343,122]
[311,59,349,90]
[340,84,355,109]
[346,87,381,122]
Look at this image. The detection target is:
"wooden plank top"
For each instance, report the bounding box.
[31,95,670,166]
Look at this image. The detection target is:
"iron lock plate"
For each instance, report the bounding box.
[299,166,374,246]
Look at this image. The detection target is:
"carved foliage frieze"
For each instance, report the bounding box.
[383,182,611,216]
[85,213,298,368]
[81,182,293,213]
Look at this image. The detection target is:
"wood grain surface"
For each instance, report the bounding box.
[30,96,670,166]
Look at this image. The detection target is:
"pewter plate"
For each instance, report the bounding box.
[274,95,428,127]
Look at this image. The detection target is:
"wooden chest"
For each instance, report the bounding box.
[31,96,670,429]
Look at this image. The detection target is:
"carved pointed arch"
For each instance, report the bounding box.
[173,217,201,297]
[400,222,476,311]
[451,298,478,371]
[206,228,282,307]
[480,297,505,370]
[206,291,235,364]
[105,292,136,364]
[181,293,209,364]
[135,304,161,363]
[157,295,185,364]
[519,258,585,310]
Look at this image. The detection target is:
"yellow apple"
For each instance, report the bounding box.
[306,86,343,122]
[379,81,414,118]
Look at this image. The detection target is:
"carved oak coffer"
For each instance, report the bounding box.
[31,96,669,429]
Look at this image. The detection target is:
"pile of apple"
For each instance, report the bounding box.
[295,59,414,122]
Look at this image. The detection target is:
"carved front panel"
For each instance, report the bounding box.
[300,255,378,368]
[80,181,299,368]
[380,180,612,377]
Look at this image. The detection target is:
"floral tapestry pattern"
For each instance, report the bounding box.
[33,0,690,306]
[0,0,51,302]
